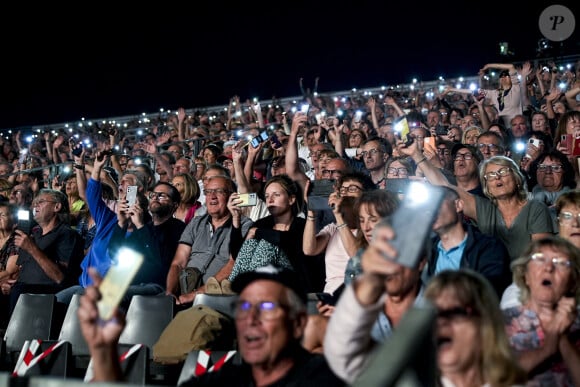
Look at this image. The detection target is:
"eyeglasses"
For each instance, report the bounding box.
[203,188,230,196]
[33,199,57,206]
[10,190,24,196]
[453,153,474,161]
[537,164,563,173]
[437,149,450,155]
[149,192,171,201]
[360,148,381,158]
[436,306,476,321]
[339,185,363,194]
[483,167,511,180]
[529,252,571,271]
[477,143,500,152]
[558,211,580,226]
[322,169,343,177]
[234,300,287,321]
[308,151,321,158]
[387,167,409,176]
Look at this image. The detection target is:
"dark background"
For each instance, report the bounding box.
[0,1,577,130]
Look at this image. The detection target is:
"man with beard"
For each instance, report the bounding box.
[427,187,511,297]
[107,181,185,310]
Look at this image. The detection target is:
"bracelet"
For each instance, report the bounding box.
[73,164,85,171]
[307,215,317,221]
[416,157,427,166]
[336,223,348,229]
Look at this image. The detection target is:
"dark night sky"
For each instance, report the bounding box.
[0,1,577,130]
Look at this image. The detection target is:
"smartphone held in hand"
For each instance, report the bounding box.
[97,247,144,321]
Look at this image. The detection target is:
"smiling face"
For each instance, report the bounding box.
[524,245,573,307]
[434,288,482,377]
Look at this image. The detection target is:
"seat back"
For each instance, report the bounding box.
[4,294,55,355]
[57,294,88,357]
[177,349,241,386]
[192,294,238,319]
[119,295,174,358]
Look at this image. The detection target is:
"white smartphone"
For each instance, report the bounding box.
[126,185,138,207]
[97,247,144,320]
[238,193,258,207]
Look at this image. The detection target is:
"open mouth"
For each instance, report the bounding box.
[541,279,552,287]
[436,336,452,349]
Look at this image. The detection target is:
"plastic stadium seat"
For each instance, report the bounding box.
[3,294,55,359]
[192,294,238,319]
[119,295,175,358]
[56,294,90,376]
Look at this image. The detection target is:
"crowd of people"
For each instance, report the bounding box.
[0,57,579,386]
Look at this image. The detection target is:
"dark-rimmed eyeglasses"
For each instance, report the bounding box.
[387,167,409,176]
[149,192,171,201]
[339,185,363,194]
[436,306,476,320]
[454,153,474,161]
[537,164,563,173]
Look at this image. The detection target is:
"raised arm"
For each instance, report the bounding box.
[285,112,310,192]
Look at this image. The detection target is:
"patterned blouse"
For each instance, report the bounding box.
[0,233,18,271]
[503,305,580,386]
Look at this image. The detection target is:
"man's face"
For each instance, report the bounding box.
[236,280,303,368]
[476,136,503,160]
[31,193,59,224]
[320,159,346,180]
[436,146,452,169]
[510,117,528,138]
[203,177,230,217]
[168,145,183,160]
[148,184,176,218]
[120,173,139,194]
[361,141,386,171]
[432,197,461,234]
[173,159,191,175]
[453,148,479,179]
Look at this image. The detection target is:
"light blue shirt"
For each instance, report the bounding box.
[434,234,467,274]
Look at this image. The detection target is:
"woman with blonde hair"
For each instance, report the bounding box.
[425,269,527,386]
[171,172,201,224]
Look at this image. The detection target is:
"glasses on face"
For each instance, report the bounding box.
[149,192,171,201]
[483,167,511,180]
[33,199,57,207]
[436,306,476,321]
[477,143,500,152]
[10,190,23,196]
[234,300,287,321]
[537,164,563,173]
[360,148,381,158]
[558,211,580,226]
[437,149,450,155]
[387,167,409,176]
[453,153,474,161]
[529,252,571,271]
[308,151,321,158]
[339,185,363,194]
[322,169,343,178]
[203,188,229,197]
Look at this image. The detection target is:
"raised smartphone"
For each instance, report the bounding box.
[381,182,444,268]
[17,210,31,235]
[97,247,144,320]
[238,192,258,207]
[126,185,138,207]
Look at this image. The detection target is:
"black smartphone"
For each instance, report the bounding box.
[383,182,444,268]
[308,179,336,198]
[71,143,83,157]
[270,133,283,148]
[316,292,335,306]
